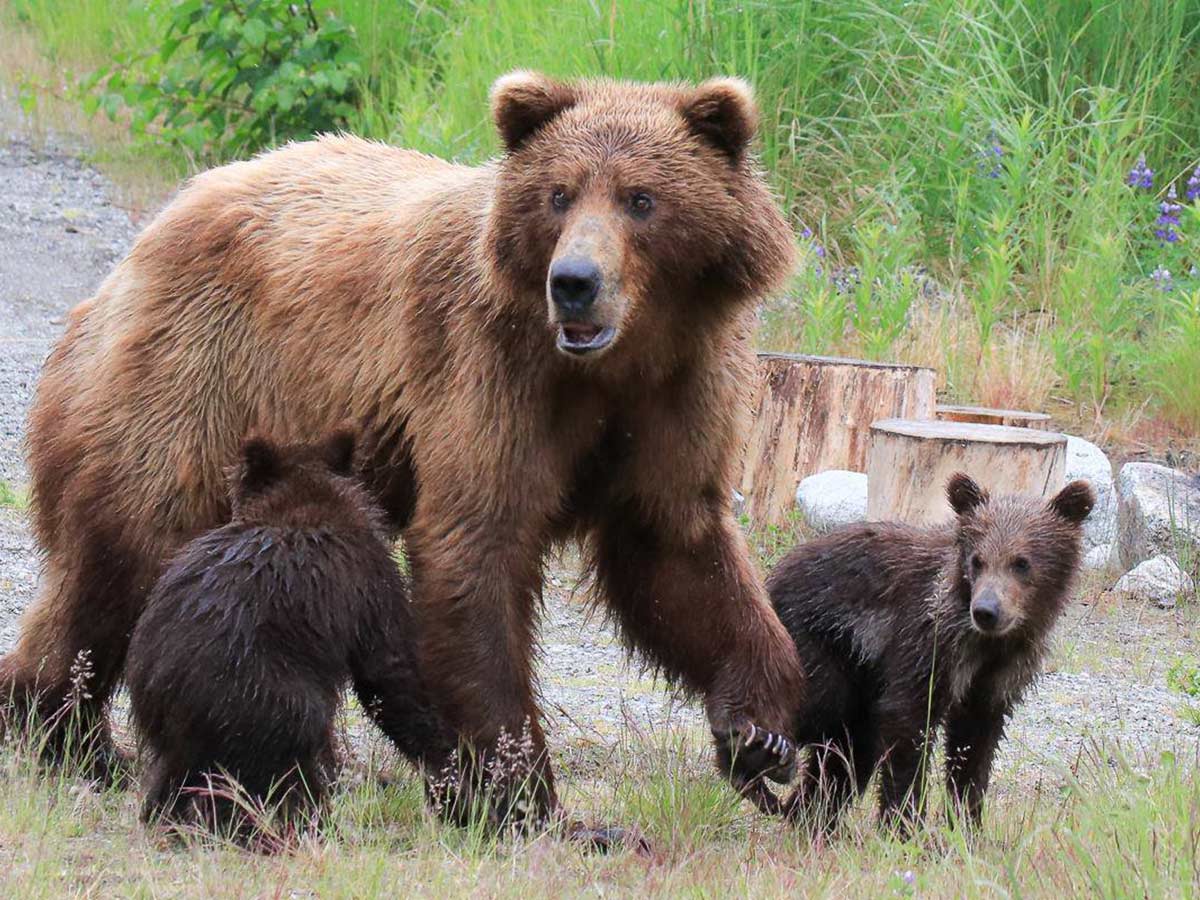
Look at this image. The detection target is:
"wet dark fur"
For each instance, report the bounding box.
[768,475,1094,831]
[125,432,451,838]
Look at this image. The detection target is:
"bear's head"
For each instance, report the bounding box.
[485,71,795,364]
[946,473,1095,638]
[230,428,385,536]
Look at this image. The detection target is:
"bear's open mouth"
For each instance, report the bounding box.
[557,323,616,355]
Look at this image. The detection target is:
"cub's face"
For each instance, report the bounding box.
[486,71,795,363]
[946,474,1095,637]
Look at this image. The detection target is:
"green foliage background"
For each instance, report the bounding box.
[8,0,1200,430]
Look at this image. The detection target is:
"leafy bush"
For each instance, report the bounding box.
[83,0,362,160]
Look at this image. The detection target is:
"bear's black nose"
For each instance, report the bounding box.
[971,591,1001,632]
[549,257,601,318]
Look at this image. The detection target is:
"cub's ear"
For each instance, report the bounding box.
[1050,480,1095,524]
[679,77,759,162]
[946,472,989,516]
[321,428,357,476]
[491,70,577,152]
[240,435,281,494]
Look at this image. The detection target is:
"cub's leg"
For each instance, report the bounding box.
[944,694,1010,827]
[786,723,877,832]
[875,702,936,835]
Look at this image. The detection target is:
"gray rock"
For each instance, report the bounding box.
[795,470,868,532]
[1113,555,1195,609]
[1115,462,1200,568]
[1083,543,1114,572]
[1065,435,1116,551]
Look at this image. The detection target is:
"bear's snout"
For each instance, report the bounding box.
[970,588,1002,633]
[549,256,601,318]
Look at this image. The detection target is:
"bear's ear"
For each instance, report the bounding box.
[491,70,577,153]
[946,472,989,516]
[240,435,281,494]
[679,77,759,163]
[321,428,357,477]
[1049,480,1095,525]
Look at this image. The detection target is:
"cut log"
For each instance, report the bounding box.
[866,418,1067,525]
[936,403,1051,430]
[739,354,936,529]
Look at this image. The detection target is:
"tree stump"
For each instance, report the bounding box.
[739,354,936,529]
[866,418,1067,525]
[936,403,1051,430]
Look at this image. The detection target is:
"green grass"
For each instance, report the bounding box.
[4,0,1199,428]
[0,480,26,509]
[6,0,1200,432]
[1,728,1197,897]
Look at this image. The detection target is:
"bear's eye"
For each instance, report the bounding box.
[550,188,570,212]
[628,191,655,218]
[1011,556,1031,575]
[970,553,984,573]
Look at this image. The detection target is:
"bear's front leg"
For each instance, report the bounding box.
[405,521,556,830]
[943,694,1011,827]
[875,707,936,836]
[591,500,804,800]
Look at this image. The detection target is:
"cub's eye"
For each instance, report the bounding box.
[628,191,655,218]
[1011,556,1031,575]
[550,188,570,211]
[970,554,984,573]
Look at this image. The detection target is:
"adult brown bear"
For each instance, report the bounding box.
[2,72,803,825]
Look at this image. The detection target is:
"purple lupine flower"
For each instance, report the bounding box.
[977,130,1003,178]
[800,226,826,278]
[1128,155,1153,190]
[1151,266,1172,291]
[1155,184,1182,244]
[1187,165,1200,202]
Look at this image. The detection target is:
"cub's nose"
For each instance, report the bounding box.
[549,257,601,318]
[971,591,1001,633]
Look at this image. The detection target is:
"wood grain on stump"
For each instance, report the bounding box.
[936,403,1052,430]
[739,354,936,529]
[866,418,1066,525]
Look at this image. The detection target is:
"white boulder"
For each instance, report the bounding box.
[1082,543,1114,572]
[795,470,868,533]
[1113,555,1195,609]
[1115,462,1200,568]
[1064,435,1117,551]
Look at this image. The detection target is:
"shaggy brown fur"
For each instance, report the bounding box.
[125,431,451,839]
[2,71,803,821]
[768,475,1094,832]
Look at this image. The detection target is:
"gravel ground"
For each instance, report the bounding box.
[0,97,1196,781]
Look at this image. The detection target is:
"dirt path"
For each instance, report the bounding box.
[0,90,1196,778]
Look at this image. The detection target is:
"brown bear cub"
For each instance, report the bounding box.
[768,474,1094,833]
[125,431,452,840]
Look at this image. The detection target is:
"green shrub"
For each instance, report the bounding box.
[82,0,363,160]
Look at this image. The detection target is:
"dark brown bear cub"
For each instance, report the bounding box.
[125,431,451,840]
[768,474,1094,833]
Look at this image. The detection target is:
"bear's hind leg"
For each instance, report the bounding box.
[786,728,876,833]
[0,544,147,784]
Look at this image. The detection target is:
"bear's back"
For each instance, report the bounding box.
[126,521,401,743]
[768,521,956,668]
